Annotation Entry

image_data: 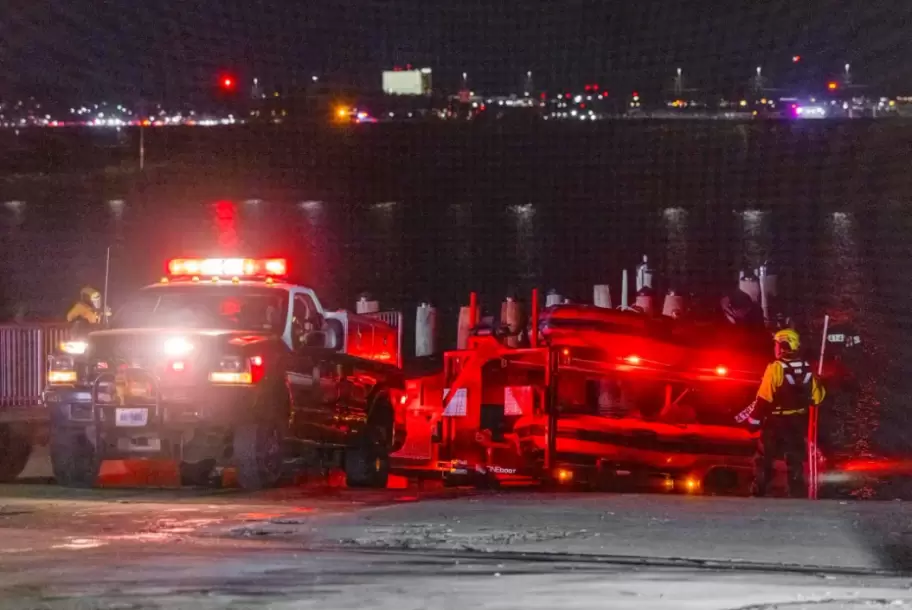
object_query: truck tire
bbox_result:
[0,425,33,483]
[179,459,218,487]
[50,429,99,488]
[345,399,392,489]
[234,421,284,491]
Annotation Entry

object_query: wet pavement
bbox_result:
[2,479,912,609]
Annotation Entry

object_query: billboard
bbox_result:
[382,69,432,96]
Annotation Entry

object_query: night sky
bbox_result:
[3,0,911,101]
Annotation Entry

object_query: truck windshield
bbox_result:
[112,287,287,331]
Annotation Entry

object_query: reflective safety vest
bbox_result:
[772,359,813,416]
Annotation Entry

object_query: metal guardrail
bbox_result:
[0,323,69,408]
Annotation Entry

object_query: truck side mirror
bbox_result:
[302,330,327,348]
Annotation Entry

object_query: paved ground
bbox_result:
[2,479,912,609]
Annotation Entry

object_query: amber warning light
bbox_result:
[167,258,288,279]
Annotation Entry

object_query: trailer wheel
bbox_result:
[50,428,99,488]
[0,425,33,483]
[234,421,284,491]
[345,399,392,489]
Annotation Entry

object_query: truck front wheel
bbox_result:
[50,428,99,488]
[0,424,33,483]
[234,421,284,491]
[345,401,392,489]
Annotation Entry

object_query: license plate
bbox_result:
[115,408,148,427]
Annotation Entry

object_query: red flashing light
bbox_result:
[632,91,638,98]
[827,82,838,91]
[250,356,265,383]
[167,258,288,279]
[585,85,592,91]
[592,84,599,91]
[263,259,287,276]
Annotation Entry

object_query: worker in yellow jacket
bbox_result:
[735,329,826,497]
[66,286,105,336]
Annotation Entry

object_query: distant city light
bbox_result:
[795,105,826,119]
[827,82,838,91]
[792,55,801,63]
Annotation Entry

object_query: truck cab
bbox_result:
[44,257,404,490]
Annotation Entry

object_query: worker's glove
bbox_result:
[735,400,763,429]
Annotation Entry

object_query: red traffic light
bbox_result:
[220,75,236,91]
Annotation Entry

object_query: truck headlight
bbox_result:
[60,340,88,355]
[163,336,194,357]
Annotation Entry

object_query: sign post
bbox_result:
[809,314,830,500]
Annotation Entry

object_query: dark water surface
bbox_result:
[2,122,911,475]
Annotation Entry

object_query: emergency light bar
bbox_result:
[167,258,288,278]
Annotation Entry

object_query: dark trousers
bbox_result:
[752,414,809,498]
